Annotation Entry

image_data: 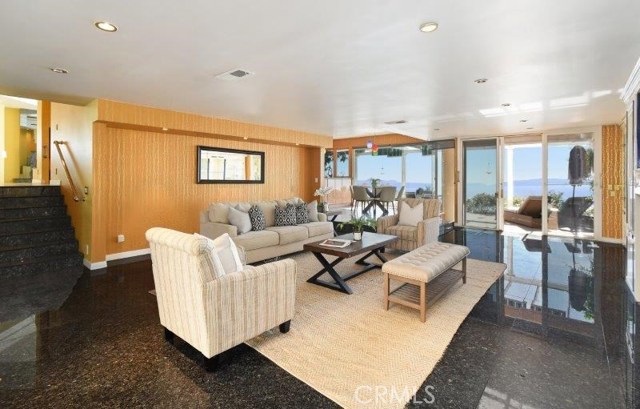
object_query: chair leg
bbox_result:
[462,258,467,284]
[164,327,175,342]
[279,320,291,333]
[420,282,427,323]
[384,273,390,310]
[204,354,221,372]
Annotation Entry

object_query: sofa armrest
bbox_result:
[417,216,441,247]
[200,222,238,239]
[317,212,328,222]
[377,214,399,233]
[202,258,297,356]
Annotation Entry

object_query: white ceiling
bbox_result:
[0,0,638,140]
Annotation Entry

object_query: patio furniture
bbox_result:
[376,198,441,252]
[304,232,398,294]
[503,196,543,228]
[382,242,470,322]
[558,196,594,232]
[146,227,297,370]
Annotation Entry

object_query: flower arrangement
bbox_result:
[314,186,334,212]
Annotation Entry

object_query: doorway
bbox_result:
[462,139,500,229]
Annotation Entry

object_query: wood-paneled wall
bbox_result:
[602,124,624,239]
[91,125,320,260]
[97,100,333,148]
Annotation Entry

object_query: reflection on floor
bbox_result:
[0,227,634,408]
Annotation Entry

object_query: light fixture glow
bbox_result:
[419,22,439,33]
[474,78,488,84]
[161,127,169,131]
[95,21,118,32]
[50,68,69,74]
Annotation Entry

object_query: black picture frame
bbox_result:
[196,145,265,184]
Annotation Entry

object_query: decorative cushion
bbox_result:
[275,204,297,226]
[276,197,303,207]
[228,206,252,234]
[307,200,319,222]
[193,233,227,280]
[208,203,231,224]
[295,203,310,224]
[398,202,424,226]
[258,201,277,227]
[195,233,244,275]
[235,202,252,213]
[248,205,266,231]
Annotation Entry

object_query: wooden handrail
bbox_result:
[53,140,85,202]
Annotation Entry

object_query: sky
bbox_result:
[345,141,591,190]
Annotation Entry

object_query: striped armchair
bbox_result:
[146,227,297,371]
[376,198,441,252]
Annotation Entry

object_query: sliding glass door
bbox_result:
[546,133,594,238]
[463,139,500,229]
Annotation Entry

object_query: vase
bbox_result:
[353,231,362,241]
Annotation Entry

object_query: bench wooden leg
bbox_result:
[462,258,467,284]
[384,272,390,310]
[420,282,427,322]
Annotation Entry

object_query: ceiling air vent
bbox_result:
[215,69,254,81]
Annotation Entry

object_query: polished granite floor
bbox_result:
[0,228,632,408]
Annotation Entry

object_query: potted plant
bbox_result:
[338,216,376,241]
[370,178,381,189]
[314,186,334,213]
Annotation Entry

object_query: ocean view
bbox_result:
[356,178,593,200]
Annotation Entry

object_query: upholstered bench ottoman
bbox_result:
[382,242,470,322]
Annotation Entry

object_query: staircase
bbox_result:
[0,186,84,280]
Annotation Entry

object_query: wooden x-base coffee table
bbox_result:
[303,233,398,294]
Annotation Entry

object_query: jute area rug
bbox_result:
[246,251,506,409]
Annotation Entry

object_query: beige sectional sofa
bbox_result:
[199,197,334,264]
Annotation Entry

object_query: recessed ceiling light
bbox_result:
[384,120,407,125]
[419,22,439,33]
[474,78,488,84]
[50,68,69,74]
[520,119,528,123]
[95,21,118,32]
[527,127,534,130]
[501,103,511,107]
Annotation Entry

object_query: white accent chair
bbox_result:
[376,198,441,252]
[146,227,297,371]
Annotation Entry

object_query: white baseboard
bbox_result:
[105,248,151,261]
[83,258,107,270]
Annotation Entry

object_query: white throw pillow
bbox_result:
[194,233,226,280]
[209,203,230,223]
[212,233,244,274]
[307,200,319,222]
[227,206,252,234]
[398,202,424,226]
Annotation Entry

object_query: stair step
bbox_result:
[0,252,84,279]
[0,241,79,264]
[0,216,71,235]
[0,186,62,198]
[0,206,68,220]
[0,228,76,249]
[0,195,65,209]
